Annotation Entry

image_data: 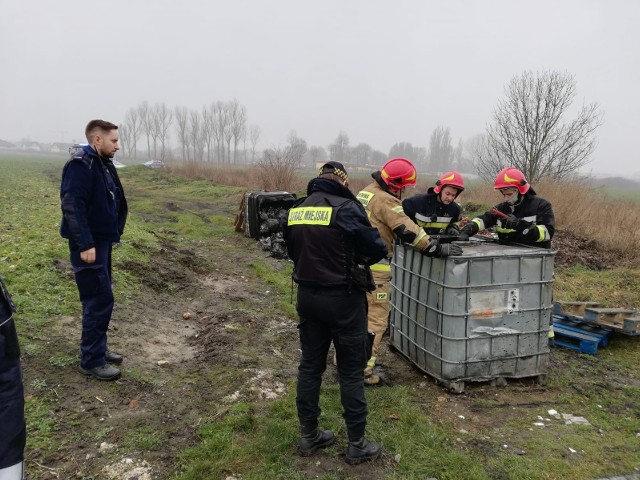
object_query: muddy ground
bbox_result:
[21,187,632,480]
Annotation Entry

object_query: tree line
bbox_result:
[118,70,602,183]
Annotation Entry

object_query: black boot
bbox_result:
[345,437,381,465]
[298,427,335,456]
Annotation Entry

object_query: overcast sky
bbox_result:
[1,0,638,174]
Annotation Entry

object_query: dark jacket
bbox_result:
[60,145,128,251]
[402,188,461,235]
[284,178,387,290]
[471,189,555,248]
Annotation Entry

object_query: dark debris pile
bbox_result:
[257,207,289,259]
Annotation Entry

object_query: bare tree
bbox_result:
[138,101,152,159]
[124,108,141,160]
[305,145,327,168]
[229,99,247,163]
[427,126,454,174]
[189,110,204,161]
[351,143,372,165]
[174,106,190,161]
[476,70,603,182]
[202,105,215,162]
[328,131,349,163]
[249,124,261,163]
[258,145,302,191]
[370,149,387,166]
[154,103,173,161]
[118,124,131,159]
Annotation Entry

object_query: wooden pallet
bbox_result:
[552,317,612,355]
[583,308,640,336]
[553,301,601,318]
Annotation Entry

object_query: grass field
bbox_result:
[1,154,640,480]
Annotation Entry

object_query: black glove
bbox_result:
[458,222,477,241]
[423,239,463,257]
[444,224,460,236]
[502,214,522,230]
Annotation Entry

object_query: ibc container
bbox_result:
[390,241,555,393]
[244,191,297,239]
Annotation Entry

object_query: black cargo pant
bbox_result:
[296,285,369,441]
[0,319,26,470]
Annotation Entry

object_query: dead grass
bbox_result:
[462,178,640,262]
[165,161,640,262]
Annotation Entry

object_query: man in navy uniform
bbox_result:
[60,120,128,381]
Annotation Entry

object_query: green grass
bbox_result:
[5,155,640,480]
[554,265,640,308]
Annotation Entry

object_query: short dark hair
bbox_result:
[85,119,118,142]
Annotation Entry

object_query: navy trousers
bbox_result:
[296,285,369,441]
[71,241,114,370]
[0,319,26,469]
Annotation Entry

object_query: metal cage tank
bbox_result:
[389,241,555,393]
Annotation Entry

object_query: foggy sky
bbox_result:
[1,0,638,174]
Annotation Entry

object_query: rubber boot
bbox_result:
[298,427,335,456]
[345,437,381,465]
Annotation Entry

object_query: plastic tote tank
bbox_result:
[390,241,555,393]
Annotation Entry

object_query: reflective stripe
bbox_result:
[287,206,332,225]
[411,229,428,247]
[548,325,554,338]
[356,190,374,207]
[391,205,404,214]
[536,225,550,241]
[367,356,377,368]
[414,213,453,229]
[472,218,484,231]
[417,221,450,229]
[522,215,537,222]
[495,223,516,234]
[370,262,391,272]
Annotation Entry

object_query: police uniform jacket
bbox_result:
[401,188,461,235]
[60,145,128,252]
[284,178,387,289]
[356,173,431,257]
[471,189,554,248]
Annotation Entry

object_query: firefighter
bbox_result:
[356,158,462,385]
[459,167,556,345]
[458,167,555,248]
[0,274,25,480]
[284,162,388,464]
[402,171,465,235]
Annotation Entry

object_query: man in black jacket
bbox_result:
[0,274,25,480]
[460,167,554,248]
[284,162,388,465]
[402,171,465,235]
[60,120,128,381]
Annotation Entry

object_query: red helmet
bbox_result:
[380,158,417,191]
[434,171,465,194]
[494,167,530,194]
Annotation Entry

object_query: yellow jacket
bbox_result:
[357,181,431,258]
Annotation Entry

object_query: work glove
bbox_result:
[444,224,460,236]
[501,214,522,230]
[423,239,463,258]
[457,222,477,241]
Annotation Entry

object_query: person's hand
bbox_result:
[423,240,463,257]
[80,247,96,264]
[458,223,476,241]
[502,214,521,230]
[444,224,460,236]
